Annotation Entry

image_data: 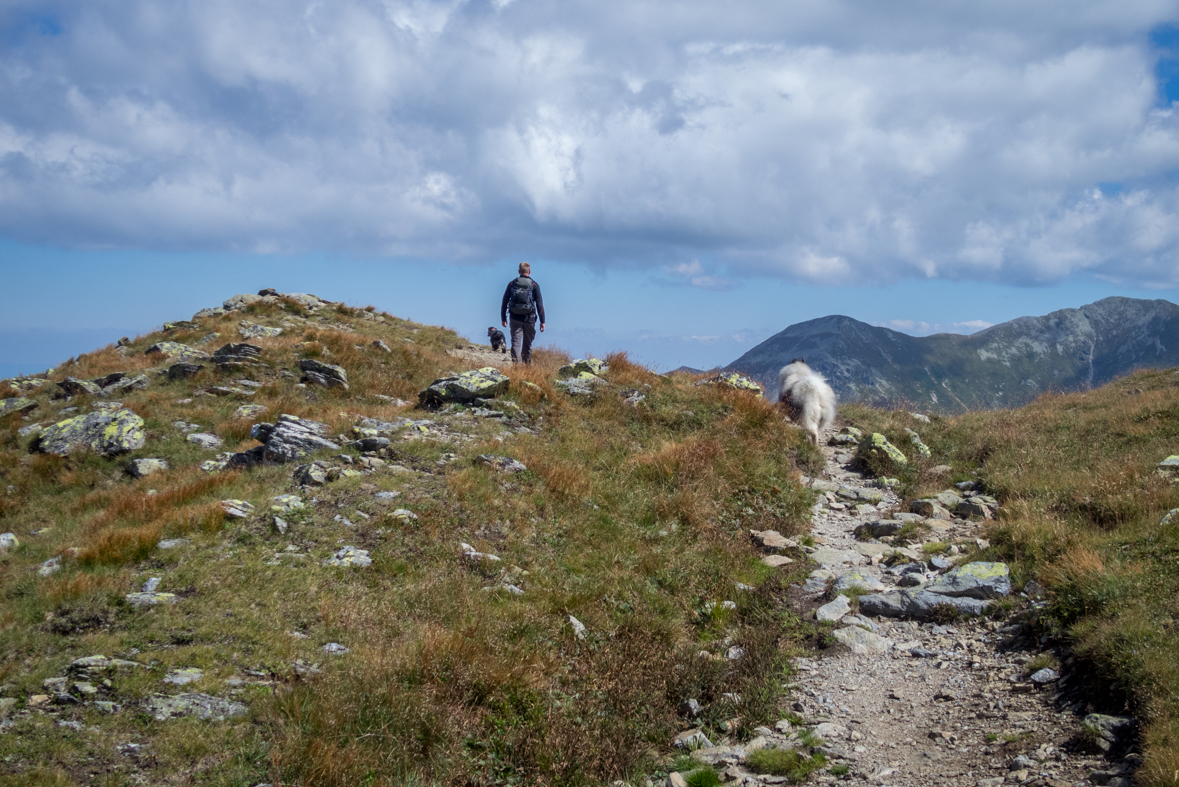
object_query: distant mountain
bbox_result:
[667,365,711,376]
[725,297,1179,412]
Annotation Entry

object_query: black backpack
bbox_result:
[508,276,535,316]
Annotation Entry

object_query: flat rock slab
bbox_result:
[125,592,178,608]
[858,589,991,620]
[809,547,864,567]
[816,594,852,623]
[832,626,894,654]
[143,693,246,721]
[923,562,1010,599]
[832,569,885,593]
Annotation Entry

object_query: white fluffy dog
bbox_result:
[778,358,837,444]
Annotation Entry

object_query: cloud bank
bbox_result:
[3,0,1179,287]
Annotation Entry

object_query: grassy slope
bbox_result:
[0,297,821,786]
[842,368,1179,787]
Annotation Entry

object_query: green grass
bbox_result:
[684,768,722,787]
[745,747,827,780]
[0,303,819,786]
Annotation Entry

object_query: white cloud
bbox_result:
[882,319,995,336]
[2,1,1179,288]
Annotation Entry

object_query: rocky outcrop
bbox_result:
[251,414,340,463]
[557,358,608,378]
[36,410,146,456]
[419,368,510,406]
[144,342,209,362]
[299,359,349,389]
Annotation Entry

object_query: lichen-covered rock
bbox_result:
[0,533,18,550]
[213,343,263,368]
[221,500,254,518]
[905,428,932,459]
[0,397,37,419]
[325,546,372,567]
[271,494,304,513]
[1161,508,1179,526]
[555,371,607,396]
[187,432,223,450]
[856,433,907,472]
[143,693,246,721]
[200,453,234,472]
[923,562,1010,599]
[419,368,510,406]
[234,404,268,419]
[57,377,102,396]
[557,358,609,378]
[37,409,146,457]
[299,359,349,390]
[194,306,226,319]
[1158,455,1179,473]
[238,321,282,339]
[699,372,762,393]
[128,458,168,478]
[125,591,178,608]
[144,342,209,362]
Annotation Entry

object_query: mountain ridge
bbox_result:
[725,296,1179,412]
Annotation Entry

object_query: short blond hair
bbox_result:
[518,261,531,275]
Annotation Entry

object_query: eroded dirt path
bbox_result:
[785,429,1115,787]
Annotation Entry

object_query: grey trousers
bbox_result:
[509,319,536,364]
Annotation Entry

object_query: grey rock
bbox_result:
[854,520,904,539]
[568,615,587,639]
[0,533,18,551]
[187,432,223,450]
[38,556,62,576]
[672,729,714,750]
[679,698,701,718]
[234,404,269,419]
[837,485,885,504]
[923,562,1011,599]
[325,546,371,567]
[352,437,390,452]
[419,367,511,405]
[143,692,247,721]
[18,421,45,437]
[372,339,392,352]
[322,643,350,655]
[832,569,886,593]
[858,589,992,620]
[815,594,852,623]
[1083,713,1136,743]
[238,320,282,339]
[128,458,168,478]
[0,397,38,419]
[294,462,332,486]
[476,454,527,473]
[809,547,863,567]
[258,414,340,463]
[37,409,146,456]
[57,377,103,396]
[831,626,894,654]
[555,372,608,396]
[910,499,951,520]
[957,497,996,518]
[1029,668,1059,684]
[125,591,178,608]
[929,556,953,571]
[223,293,262,310]
[270,494,304,513]
[142,577,161,592]
[102,374,149,395]
[163,668,204,686]
[145,341,210,362]
[374,491,401,502]
[221,499,255,518]
[168,363,203,381]
[273,516,287,534]
[299,358,349,389]
[157,539,190,549]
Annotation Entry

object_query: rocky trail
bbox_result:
[780,428,1128,787]
[668,426,1137,787]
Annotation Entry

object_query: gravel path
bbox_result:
[784,429,1116,787]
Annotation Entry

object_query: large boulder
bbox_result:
[299,359,349,390]
[0,397,37,419]
[223,293,262,311]
[37,410,146,456]
[213,343,263,369]
[923,562,1011,599]
[419,368,510,406]
[857,588,993,620]
[57,377,102,397]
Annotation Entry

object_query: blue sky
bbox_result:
[4,1,1179,376]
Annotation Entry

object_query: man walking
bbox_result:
[500,261,545,364]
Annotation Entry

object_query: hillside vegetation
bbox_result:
[843,369,1179,787]
[0,293,821,786]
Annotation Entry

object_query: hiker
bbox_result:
[500,261,545,364]
[487,326,507,354]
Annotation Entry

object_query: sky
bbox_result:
[4,0,1179,376]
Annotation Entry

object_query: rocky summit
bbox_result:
[726,296,1179,411]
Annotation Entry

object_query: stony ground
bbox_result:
[664,426,1134,787]
[797,430,1134,787]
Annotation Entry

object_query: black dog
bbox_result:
[488,326,507,353]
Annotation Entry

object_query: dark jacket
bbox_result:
[500,276,545,325]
